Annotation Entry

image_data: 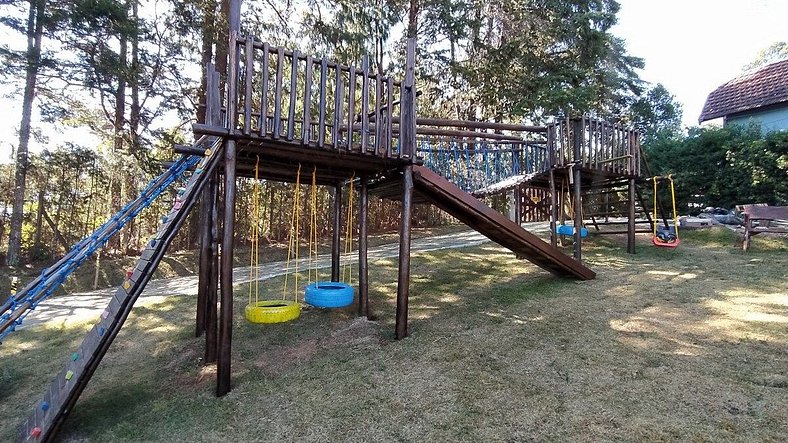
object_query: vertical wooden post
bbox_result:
[399,38,417,159]
[205,171,219,363]
[331,182,342,282]
[217,0,240,398]
[627,179,636,254]
[548,124,558,248]
[572,118,583,261]
[196,179,212,337]
[358,177,369,318]
[396,165,414,339]
[395,38,417,339]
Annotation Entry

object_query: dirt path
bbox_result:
[22,223,550,329]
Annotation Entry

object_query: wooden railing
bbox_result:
[548,117,642,177]
[227,33,411,158]
[417,138,549,194]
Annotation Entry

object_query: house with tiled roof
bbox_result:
[699,59,788,133]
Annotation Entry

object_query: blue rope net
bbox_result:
[0,154,202,341]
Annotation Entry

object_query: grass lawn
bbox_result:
[1,227,787,441]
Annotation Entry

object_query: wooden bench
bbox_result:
[738,204,788,251]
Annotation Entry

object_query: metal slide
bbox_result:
[18,142,223,443]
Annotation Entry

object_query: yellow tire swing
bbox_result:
[244,160,302,324]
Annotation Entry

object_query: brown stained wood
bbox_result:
[358,177,369,318]
[333,65,343,149]
[386,77,393,157]
[302,56,313,144]
[273,47,284,139]
[396,165,414,339]
[286,50,298,140]
[205,172,219,364]
[259,43,269,136]
[400,39,417,159]
[217,139,236,398]
[360,56,370,153]
[410,165,595,280]
[318,58,327,148]
[243,36,253,135]
[347,67,356,152]
[375,72,383,156]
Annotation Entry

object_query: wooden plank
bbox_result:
[302,55,312,144]
[347,67,356,151]
[360,56,370,153]
[410,165,596,280]
[333,65,344,149]
[375,71,383,156]
[259,42,269,136]
[243,36,253,135]
[273,47,284,139]
[386,77,393,157]
[286,50,298,140]
[318,58,327,147]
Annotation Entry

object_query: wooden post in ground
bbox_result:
[332,183,342,282]
[205,172,219,363]
[358,177,369,318]
[395,37,417,339]
[396,165,414,339]
[572,118,583,261]
[627,178,636,254]
[196,177,212,337]
[547,125,558,248]
[217,0,240,398]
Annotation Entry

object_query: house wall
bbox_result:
[726,106,788,133]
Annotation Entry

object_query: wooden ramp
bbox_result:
[411,165,595,280]
[19,144,223,443]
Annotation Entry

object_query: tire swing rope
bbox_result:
[342,172,356,284]
[305,173,355,309]
[651,175,680,248]
[244,161,301,324]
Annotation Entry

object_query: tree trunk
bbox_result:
[34,187,44,245]
[129,0,141,152]
[113,14,128,152]
[7,0,46,266]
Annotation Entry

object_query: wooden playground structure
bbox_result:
[13,2,662,440]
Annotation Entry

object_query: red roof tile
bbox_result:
[699,59,788,123]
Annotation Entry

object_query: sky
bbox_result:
[611,0,788,128]
[2,0,788,163]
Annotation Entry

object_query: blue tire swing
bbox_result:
[555,169,587,238]
[304,171,355,309]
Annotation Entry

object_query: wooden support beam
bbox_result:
[548,127,558,248]
[196,175,212,337]
[331,183,342,282]
[572,119,583,261]
[205,172,219,363]
[217,139,236,397]
[358,177,369,318]
[395,165,414,339]
[217,0,240,397]
[627,178,636,254]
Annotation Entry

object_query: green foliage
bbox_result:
[645,124,788,212]
[742,41,788,72]
[627,83,683,142]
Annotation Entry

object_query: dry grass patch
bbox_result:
[1,227,786,441]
